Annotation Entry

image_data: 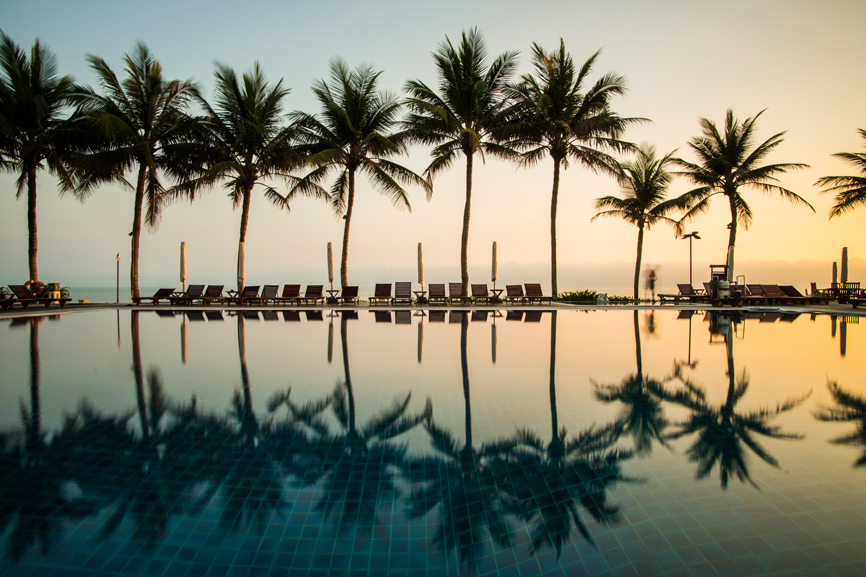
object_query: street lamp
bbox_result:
[681,232,701,286]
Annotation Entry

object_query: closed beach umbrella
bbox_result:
[327,242,334,289]
[832,261,838,286]
[842,247,848,284]
[418,242,424,289]
[237,241,245,291]
[180,242,186,292]
[492,241,497,289]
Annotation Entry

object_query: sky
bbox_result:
[1,0,864,294]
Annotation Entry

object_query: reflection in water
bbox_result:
[595,311,670,455]
[405,315,512,569]
[659,313,810,488]
[503,311,633,557]
[814,381,866,467]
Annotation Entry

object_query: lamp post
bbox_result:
[681,232,701,286]
[116,253,120,303]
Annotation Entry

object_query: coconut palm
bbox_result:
[591,144,688,299]
[815,128,866,218]
[0,31,76,283]
[290,59,430,287]
[673,109,812,280]
[404,28,518,291]
[67,43,198,299]
[657,314,809,488]
[168,62,312,292]
[814,381,866,467]
[506,42,644,296]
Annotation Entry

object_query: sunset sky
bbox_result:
[2,0,864,293]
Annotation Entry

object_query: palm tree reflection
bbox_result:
[502,311,633,557]
[814,381,866,467]
[404,314,513,569]
[659,313,809,488]
[594,311,670,455]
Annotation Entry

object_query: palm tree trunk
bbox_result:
[549,311,558,441]
[550,159,561,297]
[341,169,356,288]
[633,223,645,300]
[237,185,253,292]
[460,315,471,449]
[27,166,38,282]
[461,152,474,292]
[726,191,737,281]
[130,165,147,299]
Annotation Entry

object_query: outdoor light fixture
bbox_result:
[682,231,701,286]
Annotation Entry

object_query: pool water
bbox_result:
[0,308,865,576]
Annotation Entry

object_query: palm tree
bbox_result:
[67,43,197,299]
[814,381,866,467]
[404,28,518,291]
[815,128,866,218]
[0,31,76,283]
[506,42,643,296]
[591,144,688,299]
[290,59,430,287]
[168,62,312,292]
[673,109,812,281]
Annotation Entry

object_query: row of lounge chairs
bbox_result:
[658,283,833,306]
[1,285,71,310]
[134,283,553,306]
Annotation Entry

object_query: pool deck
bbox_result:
[2,300,865,319]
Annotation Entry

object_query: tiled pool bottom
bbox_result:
[1,308,866,576]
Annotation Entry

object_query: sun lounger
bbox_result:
[203,285,226,304]
[338,286,359,305]
[659,284,707,305]
[428,284,447,304]
[1,291,14,310]
[230,286,260,305]
[393,282,412,305]
[169,284,205,305]
[761,285,803,305]
[779,285,831,305]
[370,283,392,305]
[300,285,325,305]
[524,284,551,304]
[471,284,490,304]
[274,284,302,305]
[6,284,73,308]
[504,285,525,305]
[133,288,177,305]
[449,283,470,305]
[260,284,279,304]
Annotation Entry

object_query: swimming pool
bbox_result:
[1,308,864,576]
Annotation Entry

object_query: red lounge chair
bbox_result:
[393,282,412,305]
[169,284,205,305]
[133,288,177,305]
[524,283,551,304]
[370,283,392,305]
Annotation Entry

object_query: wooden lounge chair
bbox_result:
[658,284,707,305]
[4,284,72,309]
[133,288,176,305]
[428,284,447,304]
[471,284,490,304]
[202,285,226,305]
[448,283,470,305]
[274,284,302,305]
[524,283,551,304]
[169,284,205,305]
[1,290,14,310]
[300,285,325,305]
[779,285,830,305]
[232,286,260,305]
[504,285,525,305]
[260,284,279,304]
[338,286,359,305]
[370,283,392,305]
[761,285,801,305]
[393,282,412,305]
